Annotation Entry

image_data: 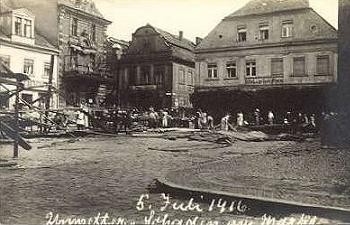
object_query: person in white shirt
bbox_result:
[267,111,275,125]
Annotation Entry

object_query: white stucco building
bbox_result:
[0,6,59,110]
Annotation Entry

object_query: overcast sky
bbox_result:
[95,0,338,42]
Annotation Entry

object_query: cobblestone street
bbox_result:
[0,135,348,224]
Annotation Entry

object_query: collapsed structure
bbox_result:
[2,0,112,108]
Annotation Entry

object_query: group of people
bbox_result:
[217,109,318,132]
[49,104,332,137]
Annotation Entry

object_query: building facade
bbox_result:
[4,0,112,108]
[194,0,337,117]
[117,25,196,110]
[0,6,59,110]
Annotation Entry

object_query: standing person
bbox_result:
[76,103,89,130]
[162,110,169,128]
[296,112,305,134]
[200,112,208,129]
[237,111,244,127]
[285,111,292,124]
[148,107,158,129]
[310,114,316,128]
[196,111,202,129]
[267,111,275,125]
[207,113,214,130]
[221,114,230,131]
[76,109,85,130]
[254,108,261,126]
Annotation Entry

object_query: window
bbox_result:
[91,24,96,42]
[72,18,78,36]
[188,70,194,85]
[246,61,256,77]
[15,17,22,36]
[0,55,10,68]
[207,64,218,78]
[43,63,51,77]
[140,65,151,85]
[127,66,136,85]
[70,48,78,69]
[226,62,237,78]
[179,69,185,84]
[282,21,293,37]
[21,93,33,104]
[154,66,164,85]
[24,19,32,38]
[271,58,283,76]
[316,55,330,75]
[259,24,269,40]
[237,27,247,42]
[23,59,34,75]
[37,93,46,109]
[0,83,9,108]
[293,57,306,76]
[0,96,9,109]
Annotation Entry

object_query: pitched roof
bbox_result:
[34,30,57,49]
[0,1,56,50]
[152,26,195,52]
[226,0,310,18]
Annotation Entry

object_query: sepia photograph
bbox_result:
[0,0,350,224]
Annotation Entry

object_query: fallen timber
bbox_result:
[0,121,31,150]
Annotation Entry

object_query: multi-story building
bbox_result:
[194,0,337,117]
[0,5,59,110]
[117,24,196,110]
[4,0,112,108]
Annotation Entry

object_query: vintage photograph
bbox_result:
[1,0,350,224]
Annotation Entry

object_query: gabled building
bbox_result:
[3,0,112,108]
[117,24,196,110]
[194,0,337,117]
[0,5,59,110]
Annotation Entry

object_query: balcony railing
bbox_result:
[63,56,113,80]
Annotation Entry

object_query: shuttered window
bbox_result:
[271,58,283,76]
[316,55,330,75]
[293,57,305,76]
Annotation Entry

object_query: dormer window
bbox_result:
[11,9,35,44]
[13,16,33,38]
[15,17,22,36]
[24,19,32,38]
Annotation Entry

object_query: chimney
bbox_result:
[195,37,203,45]
[179,31,183,40]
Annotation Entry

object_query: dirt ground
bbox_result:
[0,134,348,224]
